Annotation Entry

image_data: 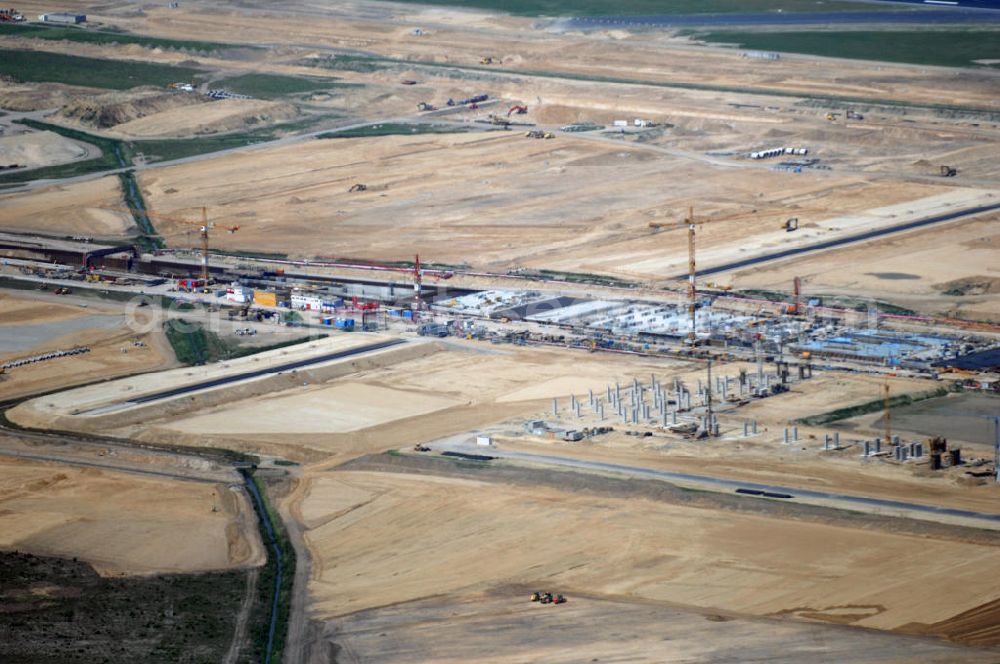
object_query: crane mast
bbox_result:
[200,207,210,285]
[686,206,696,344]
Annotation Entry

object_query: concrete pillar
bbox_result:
[552,398,558,416]
[662,411,668,427]
[713,423,720,437]
[833,432,840,447]
[914,442,923,457]
[743,421,749,437]
[792,426,798,442]
[752,421,758,434]
[824,434,830,450]
[864,440,871,456]
[892,435,900,445]
[875,438,881,454]
[589,388,594,406]
[901,446,909,461]
[672,411,678,425]
[783,428,789,444]
[576,402,581,418]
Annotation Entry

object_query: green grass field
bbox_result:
[385,0,876,16]
[213,73,348,99]
[0,22,240,51]
[690,30,1000,68]
[0,48,202,90]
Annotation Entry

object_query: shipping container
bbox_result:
[254,290,278,307]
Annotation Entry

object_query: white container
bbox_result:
[476,435,492,447]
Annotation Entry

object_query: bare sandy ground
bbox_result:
[323,593,999,663]
[0,292,173,400]
[300,469,1000,632]
[136,129,955,274]
[0,455,262,575]
[170,382,462,434]
[107,99,299,139]
[0,176,133,238]
[732,211,1000,320]
[0,130,97,169]
[0,291,91,326]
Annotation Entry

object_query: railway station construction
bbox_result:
[1,0,1000,661]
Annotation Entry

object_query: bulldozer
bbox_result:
[940,165,958,177]
[348,183,367,192]
[480,56,500,65]
[530,591,565,605]
[784,217,799,232]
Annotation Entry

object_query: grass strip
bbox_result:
[0,48,202,89]
[795,386,950,426]
[688,29,1000,69]
[0,22,244,51]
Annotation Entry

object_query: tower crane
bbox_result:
[647,206,824,342]
[104,206,239,285]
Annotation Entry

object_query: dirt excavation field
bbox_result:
[3,0,1000,661]
[298,466,1000,660]
[0,127,96,169]
[0,291,172,400]
[0,454,262,575]
[731,210,1000,320]
[0,175,134,238]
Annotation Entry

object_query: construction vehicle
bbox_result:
[417,101,436,111]
[846,110,864,120]
[487,114,511,127]
[508,104,528,116]
[525,130,554,139]
[348,183,367,192]
[940,165,958,177]
[447,94,488,107]
[784,217,799,232]
[400,79,417,85]
[0,8,24,21]
[825,112,839,121]
[413,444,431,452]
[480,56,499,65]
[54,287,71,295]
[530,591,565,605]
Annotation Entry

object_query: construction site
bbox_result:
[1,0,1000,662]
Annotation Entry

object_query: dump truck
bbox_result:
[525,130,554,139]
